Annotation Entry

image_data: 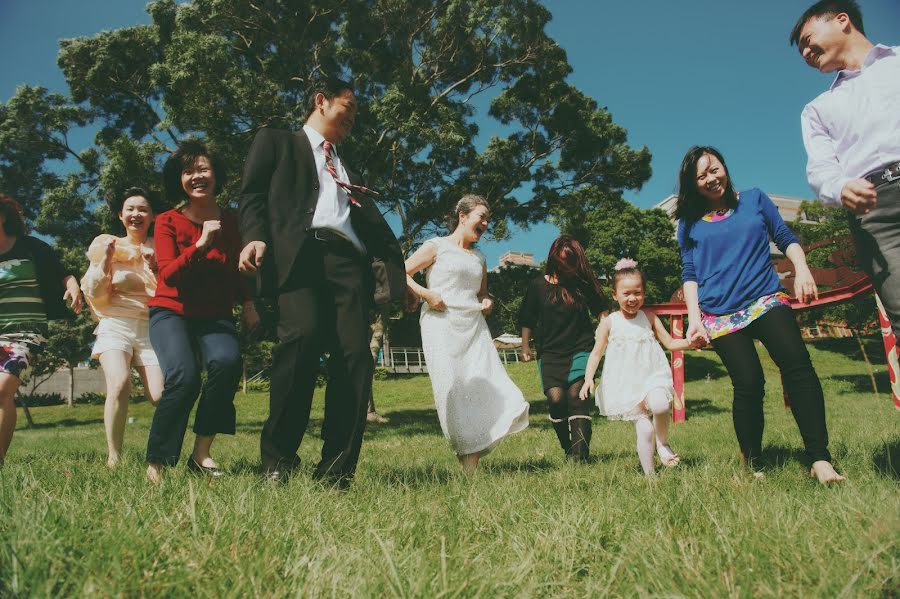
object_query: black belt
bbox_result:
[864,161,900,186]
[309,228,360,254]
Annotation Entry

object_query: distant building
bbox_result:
[497,250,535,270]
[654,193,820,256]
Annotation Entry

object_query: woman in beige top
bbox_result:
[82,187,163,468]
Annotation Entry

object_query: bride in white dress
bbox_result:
[405,195,530,472]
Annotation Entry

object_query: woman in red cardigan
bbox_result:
[145,140,258,483]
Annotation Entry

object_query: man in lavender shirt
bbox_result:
[791,0,900,337]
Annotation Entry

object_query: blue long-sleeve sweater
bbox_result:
[677,188,799,315]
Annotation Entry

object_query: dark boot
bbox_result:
[568,416,592,463]
[549,416,570,454]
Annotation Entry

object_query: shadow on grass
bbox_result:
[371,465,459,487]
[483,457,558,474]
[372,457,560,487]
[363,408,444,438]
[684,352,729,381]
[824,372,891,394]
[235,409,446,440]
[872,437,900,481]
[28,417,104,430]
[684,398,729,417]
[758,444,810,470]
[807,336,882,358]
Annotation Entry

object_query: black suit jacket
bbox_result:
[239,127,405,304]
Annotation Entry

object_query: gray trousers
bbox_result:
[849,179,900,338]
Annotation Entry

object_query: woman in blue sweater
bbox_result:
[676,146,843,485]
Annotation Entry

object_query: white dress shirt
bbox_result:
[800,44,900,205]
[303,124,365,252]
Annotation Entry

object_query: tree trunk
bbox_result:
[67,366,75,407]
[369,310,386,364]
[16,393,34,428]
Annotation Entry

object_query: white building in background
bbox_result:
[496,250,535,271]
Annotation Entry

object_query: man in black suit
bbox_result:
[238,78,405,485]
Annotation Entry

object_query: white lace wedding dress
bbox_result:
[420,237,530,455]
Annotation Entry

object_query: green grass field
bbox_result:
[1,337,898,597]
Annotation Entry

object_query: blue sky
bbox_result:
[1,1,898,267]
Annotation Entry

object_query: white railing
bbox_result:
[379,347,524,373]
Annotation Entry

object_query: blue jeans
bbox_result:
[146,308,241,466]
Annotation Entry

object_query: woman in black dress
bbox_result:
[520,236,606,462]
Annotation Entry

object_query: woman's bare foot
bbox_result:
[810,460,845,486]
[457,453,480,473]
[106,455,120,469]
[738,452,764,479]
[146,463,164,484]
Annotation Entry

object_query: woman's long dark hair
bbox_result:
[544,235,603,307]
[0,194,28,237]
[675,146,739,225]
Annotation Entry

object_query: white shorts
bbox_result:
[92,316,159,367]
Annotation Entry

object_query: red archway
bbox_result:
[644,237,900,422]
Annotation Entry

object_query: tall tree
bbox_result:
[554,186,682,305]
[486,263,540,337]
[2,0,652,355]
[39,0,650,245]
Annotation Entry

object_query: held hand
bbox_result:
[195,220,222,251]
[686,320,708,346]
[579,379,595,401]
[480,297,494,315]
[840,179,877,215]
[425,291,447,312]
[521,346,532,362]
[793,269,819,305]
[239,241,267,273]
[63,276,83,314]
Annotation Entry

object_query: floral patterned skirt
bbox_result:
[701,292,791,340]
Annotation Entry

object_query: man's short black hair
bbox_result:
[790,0,865,46]
[307,77,354,114]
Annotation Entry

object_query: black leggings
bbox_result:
[546,380,590,422]
[711,306,831,465]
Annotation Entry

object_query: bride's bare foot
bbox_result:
[146,463,164,484]
[106,455,119,469]
[810,460,845,486]
[458,453,480,474]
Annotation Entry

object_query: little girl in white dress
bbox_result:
[580,259,699,475]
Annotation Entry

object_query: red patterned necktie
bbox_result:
[322,141,379,208]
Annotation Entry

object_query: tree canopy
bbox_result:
[1,0,651,268]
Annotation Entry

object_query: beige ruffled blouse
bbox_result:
[81,234,157,320]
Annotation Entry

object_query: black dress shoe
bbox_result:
[187,457,224,477]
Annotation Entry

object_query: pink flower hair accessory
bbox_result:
[614,258,638,271]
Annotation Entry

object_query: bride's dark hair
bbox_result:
[448,194,490,231]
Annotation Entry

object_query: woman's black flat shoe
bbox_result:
[187,457,224,477]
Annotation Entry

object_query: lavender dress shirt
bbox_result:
[800,44,900,205]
